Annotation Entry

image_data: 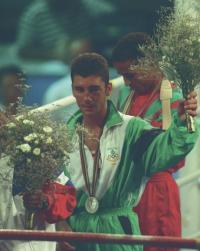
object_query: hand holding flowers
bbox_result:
[178,91,198,123]
[137,9,200,131]
[0,105,74,228]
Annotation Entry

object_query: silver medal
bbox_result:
[85,196,99,214]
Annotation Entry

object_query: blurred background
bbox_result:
[0,0,174,106]
[0,1,200,247]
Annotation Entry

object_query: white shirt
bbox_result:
[0,156,56,251]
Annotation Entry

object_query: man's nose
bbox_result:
[84,91,93,101]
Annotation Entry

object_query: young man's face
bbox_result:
[2,74,23,105]
[113,60,162,94]
[72,75,112,118]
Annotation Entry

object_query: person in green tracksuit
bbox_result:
[65,52,198,251]
[111,32,186,251]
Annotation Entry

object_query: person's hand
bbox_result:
[178,91,198,121]
[23,190,49,211]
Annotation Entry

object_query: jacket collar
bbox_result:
[67,100,123,131]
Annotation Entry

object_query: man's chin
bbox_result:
[82,109,95,116]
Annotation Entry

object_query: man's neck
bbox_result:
[83,115,105,130]
[83,104,108,129]
[82,114,106,153]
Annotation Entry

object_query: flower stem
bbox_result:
[185,112,195,133]
[25,210,35,230]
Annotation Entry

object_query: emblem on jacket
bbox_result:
[106,147,120,165]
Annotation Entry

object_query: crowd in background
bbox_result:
[0,0,173,107]
[0,1,200,251]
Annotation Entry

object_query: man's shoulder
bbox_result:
[119,112,152,132]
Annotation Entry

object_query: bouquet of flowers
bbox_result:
[0,104,74,228]
[138,9,200,132]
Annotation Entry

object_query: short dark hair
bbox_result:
[71,53,109,84]
[0,65,24,85]
[112,32,152,62]
[0,64,26,104]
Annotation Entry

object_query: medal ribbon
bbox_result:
[122,90,134,114]
[79,130,101,198]
[123,86,160,117]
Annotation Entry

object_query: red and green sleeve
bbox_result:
[42,181,76,223]
[143,86,185,173]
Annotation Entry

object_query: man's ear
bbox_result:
[106,82,112,97]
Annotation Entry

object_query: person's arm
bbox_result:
[151,86,183,127]
[23,180,76,224]
[141,91,198,176]
[150,86,186,172]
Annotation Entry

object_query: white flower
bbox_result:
[27,158,32,163]
[23,119,34,126]
[63,156,69,166]
[17,143,31,153]
[162,46,169,53]
[6,122,16,128]
[63,150,69,155]
[24,133,38,142]
[16,115,24,121]
[33,148,41,156]
[184,39,190,44]
[39,134,45,139]
[46,137,53,144]
[43,126,53,134]
[41,153,45,158]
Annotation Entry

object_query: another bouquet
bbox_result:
[138,9,200,132]
[0,105,74,192]
[0,104,74,228]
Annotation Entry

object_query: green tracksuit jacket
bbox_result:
[65,100,198,251]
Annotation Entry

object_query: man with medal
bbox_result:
[65,52,198,251]
[111,32,186,251]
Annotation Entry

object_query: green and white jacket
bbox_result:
[65,100,198,251]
